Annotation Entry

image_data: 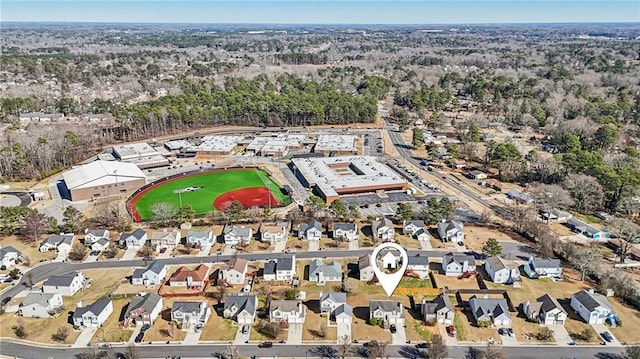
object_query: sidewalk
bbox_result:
[72,328,98,348]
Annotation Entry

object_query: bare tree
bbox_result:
[562,174,604,212]
[365,340,388,359]
[506,203,535,233]
[91,201,129,230]
[52,326,70,342]
[619,197,640,219]
[67,242,88,261]
[226,344,239,359]
[565,244,600,281]
[124,343,141,359]
[21,212,49,244]
[318,322,327,338]
[607,218,640,263]
[624,345,640,359]
[12,317,26,338]
[152,202,177,225]
[530,183,574,223]
[428,334,448,359]
[481,343,506,359]
[167,321,175,338]
[338,335,352,359]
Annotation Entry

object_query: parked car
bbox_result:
[242,324,250,334]
[447,325,456,337]
[258,342,273,348]
[143,256,155,261]
[507,328,514,337]
[159,248,167,253]
[390,324,397,333]
[415,342,428,348]
[601,332,613,342]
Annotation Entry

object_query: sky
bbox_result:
[1,0,639,24]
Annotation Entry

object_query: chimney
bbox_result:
[483,293,489,299]
[76,301,83,308]
[588,288,595,294]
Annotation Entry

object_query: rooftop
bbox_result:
[314,134,357,152]
[62,160,146,190]
[112,142,161,160]
[189,135,243,153]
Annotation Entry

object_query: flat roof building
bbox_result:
[188,135,244,155]
[62,160,147,201]
[246,134,307,157]
[112,143,169,169]
[314,135,358,156]
[292,156,407,204]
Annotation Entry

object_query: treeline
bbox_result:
[274,53,328,65]
[393,85,452,111]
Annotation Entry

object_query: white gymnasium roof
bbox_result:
[292,156,406,197]
[189,135,244,153]
[63,160,147,190]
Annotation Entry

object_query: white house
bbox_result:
[20,292,63,318]
[570,289,616,324]
[119,228,148,249]
[320,292,352,324]
[308,259,342,284]
[84,229,110,245]
[333,222,358,242]
[224,226,253,247]
[223,295,258,324]
[269,300,306,324]
[442,253,476,276]
[91,238,110,252]
[171,301,211,330]
[263,255,296,282]
[42,271,86,296]
[523,257,563,279]
[523,294,567,326]
[124,293,163,327]
[0,246,22,268]
[407,254,430,279]
[131,260,167,286]
[39,234,74,253]
[186,230,214,250]
[150,229,180,250]
[371,217,395,242]
[260,222,289,245]
[403,220,424,236]
[358,254,375,281]
[437,220,464,243]
[369,300,405,328]
[421,294,455,324]
[298,220,322,241]
[469,296,511,326]
[73,298,114,328]
[380,249,401,269]
[484,256,520,284]
[220,257,248,285]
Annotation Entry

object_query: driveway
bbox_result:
[308,240,320,251]
[182,327,203,345]
[499,328,519,346]
[83,253,100,263]
[121,248,138,260]
[287,324,303,345]
[72,328,98,348]
[336,323,351,343]
[418,239,433,250]
[273,241,286,253]
[196,246,212,257]
[546,324,572,346]
[591,323,622,346]
[390,324,407,345]
[439,324,458,346]
[128,325,143,344]
[157,250,172,259]
[222,246,237,255]
[233,325,251,345]
[348,241,359,250]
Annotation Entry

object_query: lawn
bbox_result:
[0,235,56,266]
[0,310,80,344]
[132,169,289,220]
[143,297,193,342]
[455,309,500,343]
[90,298,133,343]
[200,312,236,341]
[399,277,433,289]
[250,320,288,342]
[302,309,337,341]
[609,299,640,344]
[431,271,480,290]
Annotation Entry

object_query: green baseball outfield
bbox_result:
[128,168,289,221]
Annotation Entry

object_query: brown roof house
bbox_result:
[220,257,248,285]
[168,264,209,288]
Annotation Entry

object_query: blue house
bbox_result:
[566,218,610,239]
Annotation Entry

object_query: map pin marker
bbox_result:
[371,242,408,297]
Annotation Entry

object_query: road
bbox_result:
[0,248,452,303]
[0,341,625,359]
[384,123,508,218]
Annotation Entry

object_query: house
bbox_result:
[42,271,86,296]
[132,260,167,286]
[220,257,248,285]
[369,300,405,327]
[84,229,110,245]
[223,226,253,247]
[260,222,289,245]
[523,257,562,279]
[124,293,163,327]
[468,296,512,326]
[358,254,375,281]
[73,298,114,328]
[171,301,211,329]
[371,218,395,242]
[407,254,430,279]
[39,234,74,252]
[421,293,454,324]
[186,230,214,250]
[333,222,358,242]
[506,189,534,204]
[91,238,110,252]
[484,256,520,284]
[319,292,352,324]
[570,289,616,324]
[223,295,258,324]
[380,249,401,269]
[403,220,429,241]
[0,246,22,268]
[539,209,573,224]
[523,294,567,326]
[442,253,476,276]
[437,220,464,243]
[150,230,180,250]
[20,292,63,318]
[308,259,343,284]
[168,264,209,288]
[566,218,610,239]
[119,228,148,249]
[298,220,322,241]
[263,255,296,282]
[467,170,488,180]
[269,300,306,324]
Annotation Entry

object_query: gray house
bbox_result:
[358,254,375,281]
[421,293,455,324]
[437,220,464,243]
[369,300,405,328]
[333,222,358,242]
[171,301,211,330]
[298,220,323,241]
[308,259,343,284]
[132,260,167,286]
[186,230,214,250]
[73,298,114,328]
[119,228,148,249]
[468,296,511,326]
[442,253,476,276]
[223,295,258,324]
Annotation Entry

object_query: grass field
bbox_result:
[131,169,289,221]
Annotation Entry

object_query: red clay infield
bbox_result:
[213,186,283,210]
